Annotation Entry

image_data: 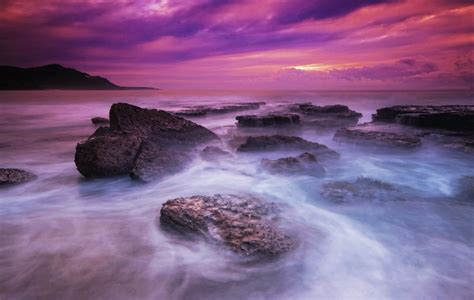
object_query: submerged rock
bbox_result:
[160,194,294,256]
[455,176,474,202]
[0,168,37,185]
[176,102,265,117]
[75,103,218,181]
[237,135,339,160]
[373,105,474,132]
[334,128,421,149]
[289,103,362,128]
[236,114,300,127]
[321,177,408,203]
[200,146,232,161]
[91,117,109,125]
[440,136,474,154]
[261,152,325,176]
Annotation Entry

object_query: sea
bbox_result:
[0,89,473,300]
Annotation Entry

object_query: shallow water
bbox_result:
[0,90,473,300]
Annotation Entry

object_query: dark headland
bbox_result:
[0,64,157,90]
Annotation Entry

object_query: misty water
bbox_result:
[0,90,473,300]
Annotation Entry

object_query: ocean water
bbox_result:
[0,90,473,300]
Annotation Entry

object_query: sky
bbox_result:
[0,0,472,90]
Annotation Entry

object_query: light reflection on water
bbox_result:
[0,90,473,299]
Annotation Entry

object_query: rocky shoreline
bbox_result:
[3,101,473,258]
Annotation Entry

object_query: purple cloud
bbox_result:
[274,0,397,24]
[330,59,439,81]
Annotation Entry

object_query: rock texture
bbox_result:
[0,168,37,185]
[75,103,218,181]
[237,135,339,160]
[236,114,300,127]
[160,194,293,256]
[289,103,362,128]
[175,102,265,117]
[261,153,325,176]
[439,135,474,154]
[91,117,109,125]
[200,146,232,161]
[455,176,474,202]
[321,177,409,203]
[334,128,421,149]
[373,105,474,132]
[129,140,191,182]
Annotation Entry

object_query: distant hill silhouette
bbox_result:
[0,64,156,90]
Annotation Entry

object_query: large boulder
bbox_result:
[0,168,37,185]
[321,177,411,203]
[334,128,421,149]
[160,194,294,256]
[75,103,218,181]
[261,152,325,176]
[289,103,362,128]
[236,114,300,127]
[237,135,340,160]
[373,105,474,132]
[130,140,191,182]
[75,131,142,177]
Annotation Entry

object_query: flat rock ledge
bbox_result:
[236,114,300,127]
[160,194,294,257]
[373,105,474,132]
[175,102,265,117]
[261,152,325,176]
[237,135,340,160]
[289,103,362,128]
[0,168,37,185]
[75,103,219,182]
[334,128,421,149]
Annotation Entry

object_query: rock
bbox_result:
[321,177,409,203]
[200,146,232,161]
[440,136,474,154]
[236,114,300,127]
[130,140,191,182]
[237,135,340,160]
[454,176,474,202]
[108,103,217,145]
[291,104,355,114]
[290,103,362,128]
[75,103,218,180]
[0,168,37,185]
[91,117,109,125]
[334,128,421,149]
[75,131,142,177]
[160,194,293,256]
[373,105,474,132]
[174,108,207,117]
[261,152,325,176]
[176,102,265,117]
